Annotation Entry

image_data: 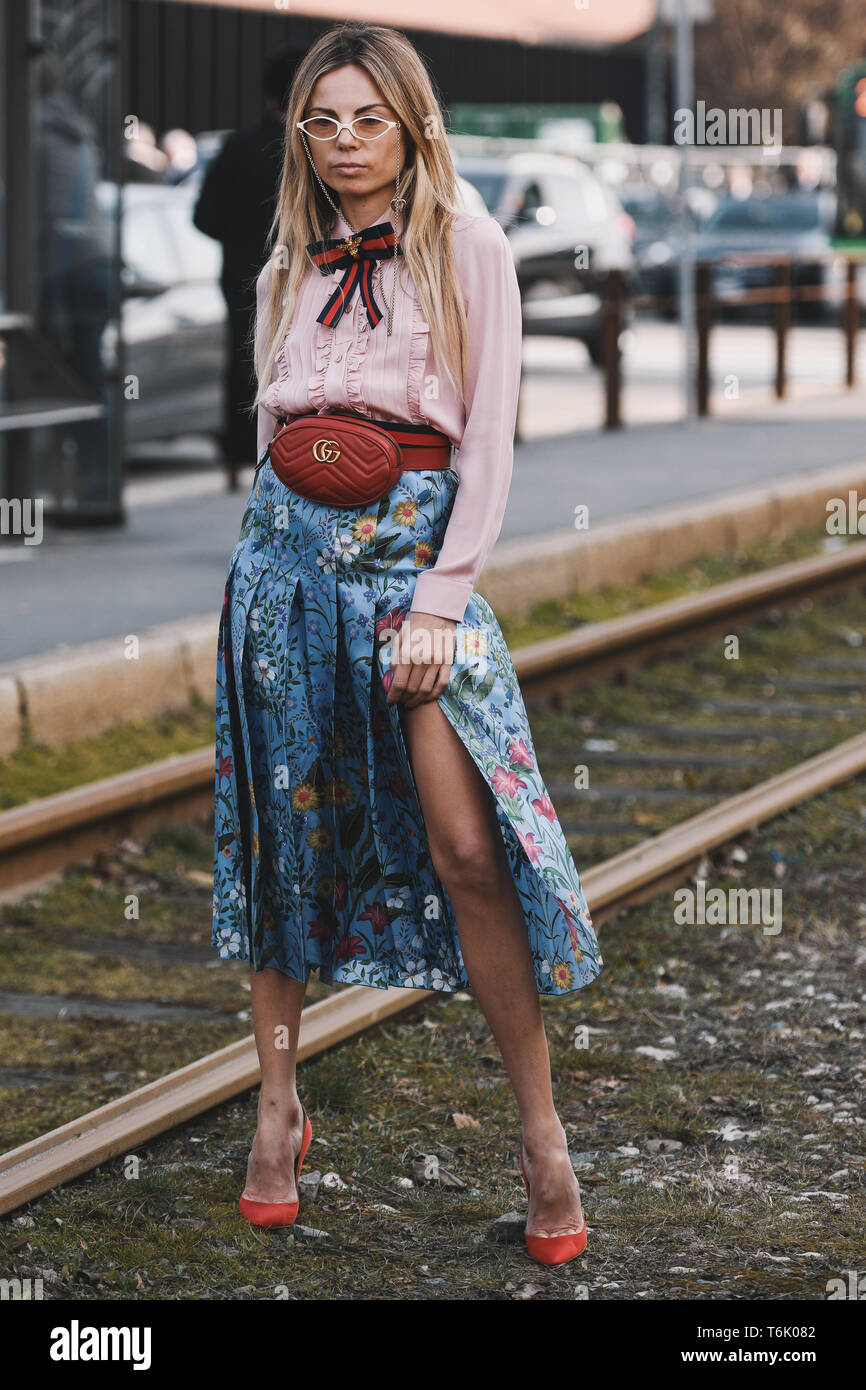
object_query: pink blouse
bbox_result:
[254,207,522,624]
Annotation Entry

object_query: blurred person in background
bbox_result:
[160,128,199,183]
[122,121,169,183]
[35,48,114,512]
[193,45,306,488]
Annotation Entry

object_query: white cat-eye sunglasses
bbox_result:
[296,116,399,141]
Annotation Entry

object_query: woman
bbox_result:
[212,21,603,1266]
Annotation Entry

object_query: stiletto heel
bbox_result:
[519,1145,587,1266]
[238,1106,313,1228]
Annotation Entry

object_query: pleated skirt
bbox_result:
[211,449,604,996]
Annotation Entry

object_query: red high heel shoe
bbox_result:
[519,1144,587,1266]
[238,1106,313,1228]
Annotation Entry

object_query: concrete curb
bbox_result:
[479,457,866,616]
[1,458,863,754]
[0,615,219,754]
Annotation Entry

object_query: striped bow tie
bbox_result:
[306,220,402,329]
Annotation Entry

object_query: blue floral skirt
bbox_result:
[211,449,604,996]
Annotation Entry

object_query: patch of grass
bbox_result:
[0,701,215,811]
[496,526,846,648]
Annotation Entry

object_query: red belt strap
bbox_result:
[275,412,454,471]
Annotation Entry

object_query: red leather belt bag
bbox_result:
[263,409,454,507]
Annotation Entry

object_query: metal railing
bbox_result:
[601,253,865,429]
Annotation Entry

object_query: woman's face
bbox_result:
[301,63,403,213]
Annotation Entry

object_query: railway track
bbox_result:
[2,543,865,899]
[1,540,865,1215]
[2,730,866,1216]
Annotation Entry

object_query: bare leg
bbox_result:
[242,966,308,1203]
[401,699,584,1238]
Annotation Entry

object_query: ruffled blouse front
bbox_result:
[255,207,522,624]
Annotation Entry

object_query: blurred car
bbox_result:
[698,190,840,321]
[455,151,636,364]
[455,172,488,217]
[106,178,226,447]
[618,184,684,311]
[619,183,724,315]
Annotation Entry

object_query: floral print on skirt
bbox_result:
[212,447,604,996]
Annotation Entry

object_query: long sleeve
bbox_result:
[255,259,279,460]
[409,214,522,624]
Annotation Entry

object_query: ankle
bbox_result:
[520,1116,568,1158]
[256,1091,302,1125]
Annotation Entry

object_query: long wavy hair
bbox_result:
[249,21,469,426]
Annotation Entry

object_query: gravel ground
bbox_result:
[2,778,863,1301]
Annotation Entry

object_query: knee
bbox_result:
[429,830,504,897]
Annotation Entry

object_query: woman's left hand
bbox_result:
[385,611,456,708]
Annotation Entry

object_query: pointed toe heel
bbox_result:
[519,1151,587,1267]
[237,1192,300,1228]
[239,1106,313,1229]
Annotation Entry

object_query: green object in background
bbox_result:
[832,61,866,238]
[448,102,624,144]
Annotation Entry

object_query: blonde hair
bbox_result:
[249,21,469,425]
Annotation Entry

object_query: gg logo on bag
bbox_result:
[312,438,341,464]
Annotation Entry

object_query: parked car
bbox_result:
[618,183,724,315]
[618,184,685,311]
[698,190,839,320]
[109,178,226,447]
[454,172,488,217]
[455,152,636,364]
